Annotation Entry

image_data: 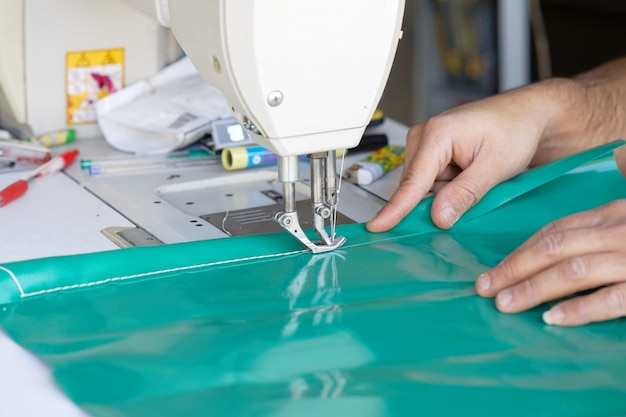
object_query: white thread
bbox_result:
[0,265,25,296]
[332,152,347,239]
[19,250,305,298]
[221,209,232,237]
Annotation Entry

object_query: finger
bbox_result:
[477,226,622,297]
[366,130,448,232]
[365,168,437,232]
[614,146,626,178]
[426,165,462,193]
[435,165,462,182]
[516,200,626,253]
[430,153,513,229]
[400,124,423,178]
[493,252,626,314]
[430,181,449,194]
[542,282,626,326]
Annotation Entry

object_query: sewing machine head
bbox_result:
[119,0,406,253]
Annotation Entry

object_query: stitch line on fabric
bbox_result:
[0,265,25,297]
[21,249,305,298]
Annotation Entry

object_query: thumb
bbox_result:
[430,159,509,229]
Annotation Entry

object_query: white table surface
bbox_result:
[0,169,134,264]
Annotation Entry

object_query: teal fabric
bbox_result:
[1,142,626,417]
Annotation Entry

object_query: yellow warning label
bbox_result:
[66,48,124,125]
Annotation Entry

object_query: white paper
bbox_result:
[96,58,232,155]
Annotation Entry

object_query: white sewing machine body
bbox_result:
[120,0,406,252]
[124,0,405,156]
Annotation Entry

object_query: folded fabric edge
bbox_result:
[1,142,623,304]
[459,141,625,223]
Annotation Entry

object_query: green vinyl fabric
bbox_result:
[1,142,626,417]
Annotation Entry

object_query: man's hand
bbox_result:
[365,57,626,326]
[476,200,626,326]
[366,84,555,232]
[367,56,626,234]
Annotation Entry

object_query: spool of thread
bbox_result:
[222,146,284,170]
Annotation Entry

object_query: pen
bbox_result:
[0,149,79,207]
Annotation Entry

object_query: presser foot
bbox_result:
[274,211,346,254]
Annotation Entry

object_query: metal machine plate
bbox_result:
[200,200,354,237]
[102,227,164,248]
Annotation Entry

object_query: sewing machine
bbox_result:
[119,0,406,253]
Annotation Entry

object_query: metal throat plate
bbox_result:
[200,200,355,237]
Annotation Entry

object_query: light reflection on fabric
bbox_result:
[0,143,625,417]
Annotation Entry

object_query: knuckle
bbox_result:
[589,207,610,226]
[538,221,559,239]
[421,116,455,151]
[497,258,517,281]
[603,286,626,314]
[536,232,564,256]
[459,181,481,206]
[561,257,588,281]
[422,114,451,135]
[522,278,540,301]
[449,180,481,208]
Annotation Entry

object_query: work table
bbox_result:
[0,120,408,417]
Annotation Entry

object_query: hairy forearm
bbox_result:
[530,57,626,166]
[576,57,626,142]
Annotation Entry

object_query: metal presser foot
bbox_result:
[274,154,346,254]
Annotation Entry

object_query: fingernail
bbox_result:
[496,289,513,309]
[476,273,491,292]
[442,206,459,227]
[542,307,565,325]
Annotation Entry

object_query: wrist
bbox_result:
[530,77,608,165]
[532,58,626,166]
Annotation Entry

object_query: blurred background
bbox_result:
[379,0,626,126]
[1,0,626,138]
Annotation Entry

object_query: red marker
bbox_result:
[0,149,79,207]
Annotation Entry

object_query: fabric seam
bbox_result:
[4,250,304,299]
[0,265,25,297]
